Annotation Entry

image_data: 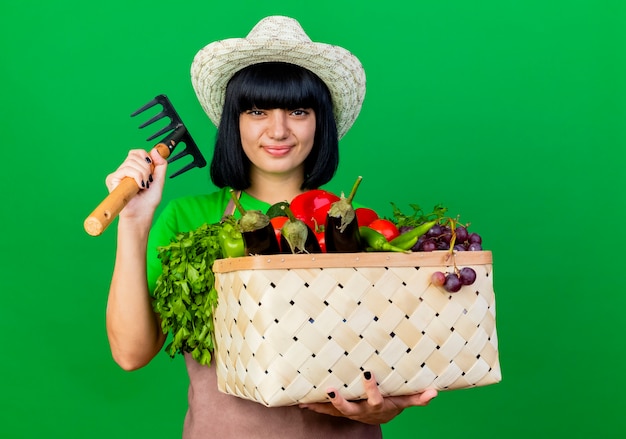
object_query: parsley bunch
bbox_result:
[152,222,224,366]
[389,202,448,228]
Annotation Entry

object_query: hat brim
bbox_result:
[191,31,366,139]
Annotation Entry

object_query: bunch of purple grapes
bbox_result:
[398,220,484,293]
[407,223,483,252]
[431,267,477,293]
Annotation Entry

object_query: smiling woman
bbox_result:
[101,15,436,439]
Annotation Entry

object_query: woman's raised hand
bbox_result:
[105,148,168,221]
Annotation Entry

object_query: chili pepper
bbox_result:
[229,189,280,255]
[290,189,340,231]
[359,226,410,253]
[217,217,245,258]
[388,220,438,251]
[325,176,363,253]
[279,206,321,254]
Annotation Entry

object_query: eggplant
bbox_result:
[243,223,280,255]
[229,189,280,255]
[324,176,363,253]
[279,205,321,254]
[325,214,361,252]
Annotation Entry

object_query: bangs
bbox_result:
[231,62,328,112]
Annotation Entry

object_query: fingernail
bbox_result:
[145,157,152,164]
[364,371,372,380]
[149,174,153,183]
[327,391,335,399]
[141,180,145,188]
[146,181,150,189]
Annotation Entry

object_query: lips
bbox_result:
[263,145,292,156]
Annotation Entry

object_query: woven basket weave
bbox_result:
[212,250,500,407]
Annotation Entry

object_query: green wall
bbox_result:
[2,1,624,437]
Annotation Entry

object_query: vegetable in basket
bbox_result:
[355,207,379,227]
[289,188,340,230]
[266,201,290,219]
[388,202,447,252]
[217,216,245,258]
[269,216,288,249]
[280,205,322,254]
[388,219,438,251]
[359,226,409,253]
[367,218,400,241]
[229,189,280,255]
[325,176,363,252]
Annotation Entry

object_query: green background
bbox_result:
[2,0,624,437]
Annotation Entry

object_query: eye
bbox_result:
[290,109,311,117]
[245,108,266,116]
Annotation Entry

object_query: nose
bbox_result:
[267,110,289,140]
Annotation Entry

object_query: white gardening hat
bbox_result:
[190,16,366,139]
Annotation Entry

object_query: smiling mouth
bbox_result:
[264,146,292,156]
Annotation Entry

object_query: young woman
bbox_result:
[104,16,437,438]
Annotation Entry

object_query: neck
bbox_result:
[245,172,307,205]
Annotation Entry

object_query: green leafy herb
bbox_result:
[152,222,224,366]
[389,202,448,228]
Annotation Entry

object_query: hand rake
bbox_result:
[84,95,206,236]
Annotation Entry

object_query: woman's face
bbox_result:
[239,107,316,180]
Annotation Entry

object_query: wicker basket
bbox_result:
[212,251,500,407]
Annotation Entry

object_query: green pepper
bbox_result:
[389,220,437,250]
[359,226,410,253]
[217,218,245,258]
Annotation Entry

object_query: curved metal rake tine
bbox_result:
[130,94,206,178]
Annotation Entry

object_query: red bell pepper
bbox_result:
[289,189,340,231]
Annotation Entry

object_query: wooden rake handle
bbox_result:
[84,143,170,236]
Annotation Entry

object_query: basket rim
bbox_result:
[212,250,492,273]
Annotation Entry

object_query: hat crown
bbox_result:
[246,16,312,44]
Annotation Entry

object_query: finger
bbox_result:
[398,388,438,407]
[125,149,155,170]
[362,371,384,408]
[416,388,438,405]
[106,150,154,191]
[148,147,168,167]
[147,147,168,185]
[298,401,342,417]
[325,388,360,417]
